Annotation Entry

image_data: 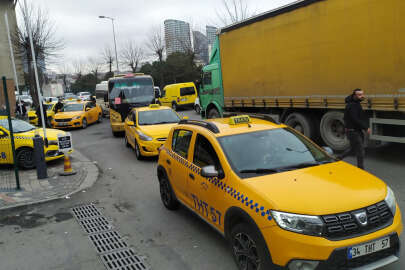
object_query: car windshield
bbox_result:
[62,104,83,112]
[65,94,77,99]
[79,92,90,96]
[0,119,36,133]
[218,128,335,179]
[138,109,180,125]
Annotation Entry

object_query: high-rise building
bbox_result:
[206,26,218,46]
[193,31,209,65]
[164,19,192,56]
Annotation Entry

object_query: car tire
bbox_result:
[124,135,130,148]
[172,102,178,111]
[97,114,102,123]
[230,222,274,270]
[159,174,180,210]
[82,118,87,129]
[134,140,143,160]
[195,105,201,114]
[112,131,120,137]
[207,107,220,119]
[320,111,350,151]
[16,147,35,169]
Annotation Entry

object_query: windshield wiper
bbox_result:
[239,168,281,174]
[154,121,176,124]
[278,162,321,171]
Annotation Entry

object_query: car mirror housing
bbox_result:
[127,121,135,126]
[85,107,91,111]
[201,165,219,178]
[322,146,334,156]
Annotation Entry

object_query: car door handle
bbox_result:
[166,159,171,165]
[189,173,195,180]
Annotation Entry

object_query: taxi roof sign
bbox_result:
[149,104,160,108]
[229,115,251,125]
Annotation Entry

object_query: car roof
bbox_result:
[177,117,285,137]
[133,105,172,112]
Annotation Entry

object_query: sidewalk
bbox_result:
[0,150,99,210]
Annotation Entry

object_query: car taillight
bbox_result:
[177,97,180,102]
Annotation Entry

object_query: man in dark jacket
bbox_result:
[36,102,49,127]
[339,89,370,169]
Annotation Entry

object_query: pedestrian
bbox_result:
[36,102,49,127]
[339,89,370,169]
[54,97,64,113]
[15,100,27,118]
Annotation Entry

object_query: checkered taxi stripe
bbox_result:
[164,147,273,221]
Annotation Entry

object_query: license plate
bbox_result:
[348,237,390,259]
[58,122,69,126]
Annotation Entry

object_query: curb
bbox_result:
[0,150,99,211]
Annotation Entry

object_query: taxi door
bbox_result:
[0,127,11,164]
[166,128,194,206]
[126,111,137,148]
[187,133,227,231]
[87,102,98,123]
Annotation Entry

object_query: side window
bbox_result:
[193,134,223,174]
[180,87,196,96]
[203,72,212,85]
[172,129,193,159]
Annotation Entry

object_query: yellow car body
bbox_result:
[157,115,402,269]
[0,116,73,169]
[28,102,57,126]
[124,104,181,159]
[52,101,102,129]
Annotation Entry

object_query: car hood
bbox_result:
[28,110,53,117]
[139,123,177,138]
[244,161,387,215]
[54,112,83,119]
[16,128,65,140]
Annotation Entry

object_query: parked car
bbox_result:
[77,91,91,101]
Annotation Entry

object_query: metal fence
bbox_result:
[0,76,20,190]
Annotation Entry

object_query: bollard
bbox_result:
[33,135,48,179]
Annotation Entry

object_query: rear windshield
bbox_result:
[180,87,195,96]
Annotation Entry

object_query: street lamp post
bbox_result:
[99,15,119,73]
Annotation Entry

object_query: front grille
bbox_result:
[322,201,393,240]
[54,118,72,122]
[29,116,36,120]
[156,137,167,141]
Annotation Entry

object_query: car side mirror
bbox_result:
[201,165,219,178]
[322,146,334,156]
[86,107,90,111]
[0,130,7,138]
[127,121,135,126]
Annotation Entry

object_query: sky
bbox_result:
[22,0,296,72]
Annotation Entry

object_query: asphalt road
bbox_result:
[0,109,403,270]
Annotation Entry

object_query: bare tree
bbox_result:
[57,63,71,91]
[146,25,165,63]
[102,46,115,73]
[120,41,145,73]
[87,57,102,87]
[72,58,85,81]
[216,0,256,26]
[13,0,64,106]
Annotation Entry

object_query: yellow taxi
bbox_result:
[28,102,57,126]
[157,115,402,270]
[0,116,73,169]
[124,104,183,160]
[52,101,102,129]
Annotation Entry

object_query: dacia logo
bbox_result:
[354,211,368,226]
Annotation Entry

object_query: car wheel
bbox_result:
[134,140,143,160]
[112,131,121,137]
[230,223,274,270]
[159,174,179,210]
[82,118,87,129]
[16,147,35,169]
[195,105,201,114]
[172,102,178,111]
[207,107,220,119]
[97,114,102,123]
[124,135,130,148]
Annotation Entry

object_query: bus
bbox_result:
[107,73,155,136]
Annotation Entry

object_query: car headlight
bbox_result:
[136,130,152,141]
[271,210,324,236]
[385,186,397,215]
[48,140,58,146]
[72,116,81,120]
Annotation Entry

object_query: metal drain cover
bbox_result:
[72,204,103,220]
[89,231,128,254]
[100,248,149,270]
[78,216,113,234]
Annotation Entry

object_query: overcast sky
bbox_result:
[23,0,295,72]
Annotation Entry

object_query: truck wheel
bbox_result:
[16,147,35,169]
[285,113,315,139]
[207,108,220,119]
[229,223,274,270]
[195,105,201,114]
[320,111,349,151]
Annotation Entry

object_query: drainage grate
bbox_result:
[89,231,128,254]
[100,248,149,270]
[72,204,103,220]
[78,216,113,234]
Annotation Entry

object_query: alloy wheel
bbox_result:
[232,232,260,270]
